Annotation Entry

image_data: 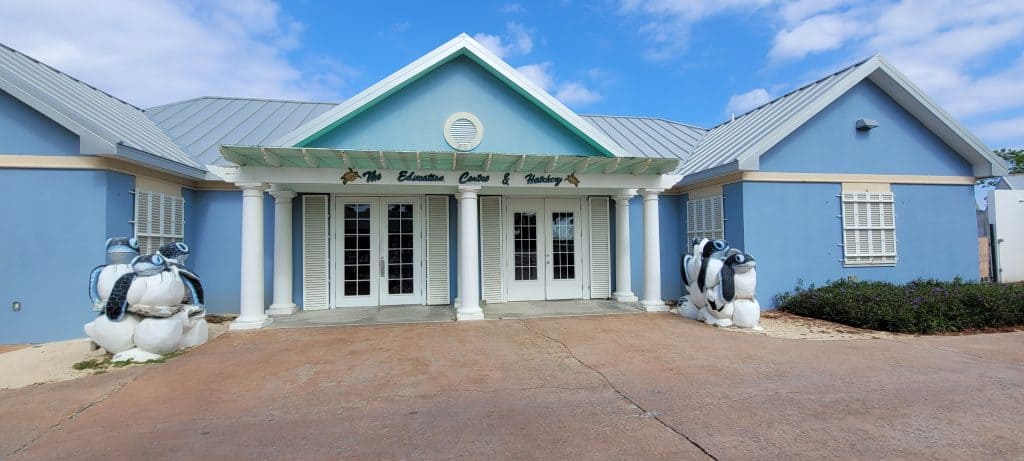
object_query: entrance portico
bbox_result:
[210,148,679,329]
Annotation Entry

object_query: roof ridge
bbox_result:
[708,55,877,131]
[581,113,708,131]
[0,42,143,112]
[147,95,339,111]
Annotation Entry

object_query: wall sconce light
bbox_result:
[12,301,21,312]
[856,118,879,131]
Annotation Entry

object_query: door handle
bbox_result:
[380,256,385,277]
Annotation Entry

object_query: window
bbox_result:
[686,195,724,242]
[134,190,185,255]
[841,191,896,266]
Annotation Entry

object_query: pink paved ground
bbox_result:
[3,313,1023,460]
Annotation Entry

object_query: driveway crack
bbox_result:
[521,319,718,461]
[7,372,140,458]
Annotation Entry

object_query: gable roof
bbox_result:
[146,96,336,166]
[581,115,705,168]
[274,34,627,157]
[681,55,1008,179]
[999,175,1024,190]
[0,43,204,177]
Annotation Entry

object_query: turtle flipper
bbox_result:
[178,267,205,307]
[104,273,136,321]
[721,264,736,303]
[681,255,692,286]
[89,264,105,305]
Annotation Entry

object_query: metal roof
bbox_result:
[146,97,336,166]
[1000,175,1024,190]
[581,115,705,171]
[218,145,679,175]
[680,58,871,177]
[0,44,202,173]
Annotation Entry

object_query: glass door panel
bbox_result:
[506,199,546,301]
[380,198,422,306]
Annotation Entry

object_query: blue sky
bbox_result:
[0,0,1021,149]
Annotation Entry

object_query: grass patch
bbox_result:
[775,278,1024,334]
[71,350,184,372]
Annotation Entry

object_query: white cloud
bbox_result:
[975,116,1024,144]
[769,12,866,61]
[555,82,602,105]
[0,0,354,107]
[473,22,534,59]
[500,3,526,13]
[618,0,773,61]
[516,62,556,91]
[516,62,602,107]
[725,88,772,115]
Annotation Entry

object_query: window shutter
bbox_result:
[479,196,503,303]
[303,195,329,310]
[425,196,450,305]
[841,191,896,266]
[685,195,725,243]
[589,197,611,299]
[711,195,724,239]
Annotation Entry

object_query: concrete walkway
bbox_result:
[3,314,1022,460]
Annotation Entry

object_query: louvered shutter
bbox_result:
[479,196,503,303]
[134,190,151,252]
[425,196,450,305]
[841,191,896,266]
[303,195,330,310]
[589,197,611,298]
[685,195,725,242]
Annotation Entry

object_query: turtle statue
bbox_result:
[103,253,185,321]
[157,242,205,308]
[88,237,140,311]
[678,239,762,329]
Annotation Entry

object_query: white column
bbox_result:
[454,195,462,308]
[612,191,637,302]
[267,190,298,315]
[456,186,483,320]
[231,183,273,330]
[640,188,667,311]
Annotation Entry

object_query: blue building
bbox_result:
[0,35,1007,343]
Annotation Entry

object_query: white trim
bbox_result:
[272,34,627,157]
[444,112,484,151]
[302,195,330,311]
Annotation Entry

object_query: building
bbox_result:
[0,34,1007,343]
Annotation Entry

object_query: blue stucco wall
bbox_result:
[627,195,683,302]
[740,181,978,307]
[0,169,134,343]
[188,190,274,313]
[308,55,601,156]
[722,183,745,251]
[0,89,79,154]
[759,81,972,176]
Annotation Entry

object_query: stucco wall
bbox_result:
[759,80,972,176]
[0,89,80,154]
[627,195,683,302]
[741,181,978,306]
[0,169,134,343]
[308,55,601,156]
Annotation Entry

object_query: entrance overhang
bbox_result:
[209,146,682,191]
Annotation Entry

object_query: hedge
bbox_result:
[775,278,1024,334]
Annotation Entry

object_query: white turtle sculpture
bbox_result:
[678,238,762,330]
[88,237,139,311]
[85,239,209,362]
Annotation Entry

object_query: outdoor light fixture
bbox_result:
[856,118,879,131]
[12,301,21,312]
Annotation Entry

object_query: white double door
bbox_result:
[334,196,423,307]
[506,198,584,301]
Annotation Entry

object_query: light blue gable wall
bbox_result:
[308,55,601,156]
[0,169,133,343]
[0,90,79,154]
[741,181,977,307]
[189,190,275,313]
[722,183,745,251]
[759,81,972,176]
[627,195,683,302]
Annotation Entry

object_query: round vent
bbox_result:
[444,112,483,151]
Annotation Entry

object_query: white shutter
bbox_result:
[841,191,896,266]
[425,196,450,305]
[686,195,725,242]
[303,195,330,310]
[589,197,611,299]
[479,196,503,303]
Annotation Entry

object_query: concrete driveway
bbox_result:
[3,313,1023,460]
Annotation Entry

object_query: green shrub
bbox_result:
[775,278,1024,334]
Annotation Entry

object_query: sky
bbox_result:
[0,0,1021,150]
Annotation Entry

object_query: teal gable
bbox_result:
[307,55,602,156]
[0,89,79,154]
[759,81,973,176]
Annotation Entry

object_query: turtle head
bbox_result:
[157,242,190,265]
[106,237,140,264]
[725,252,757,273]
[131,253,168,276]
